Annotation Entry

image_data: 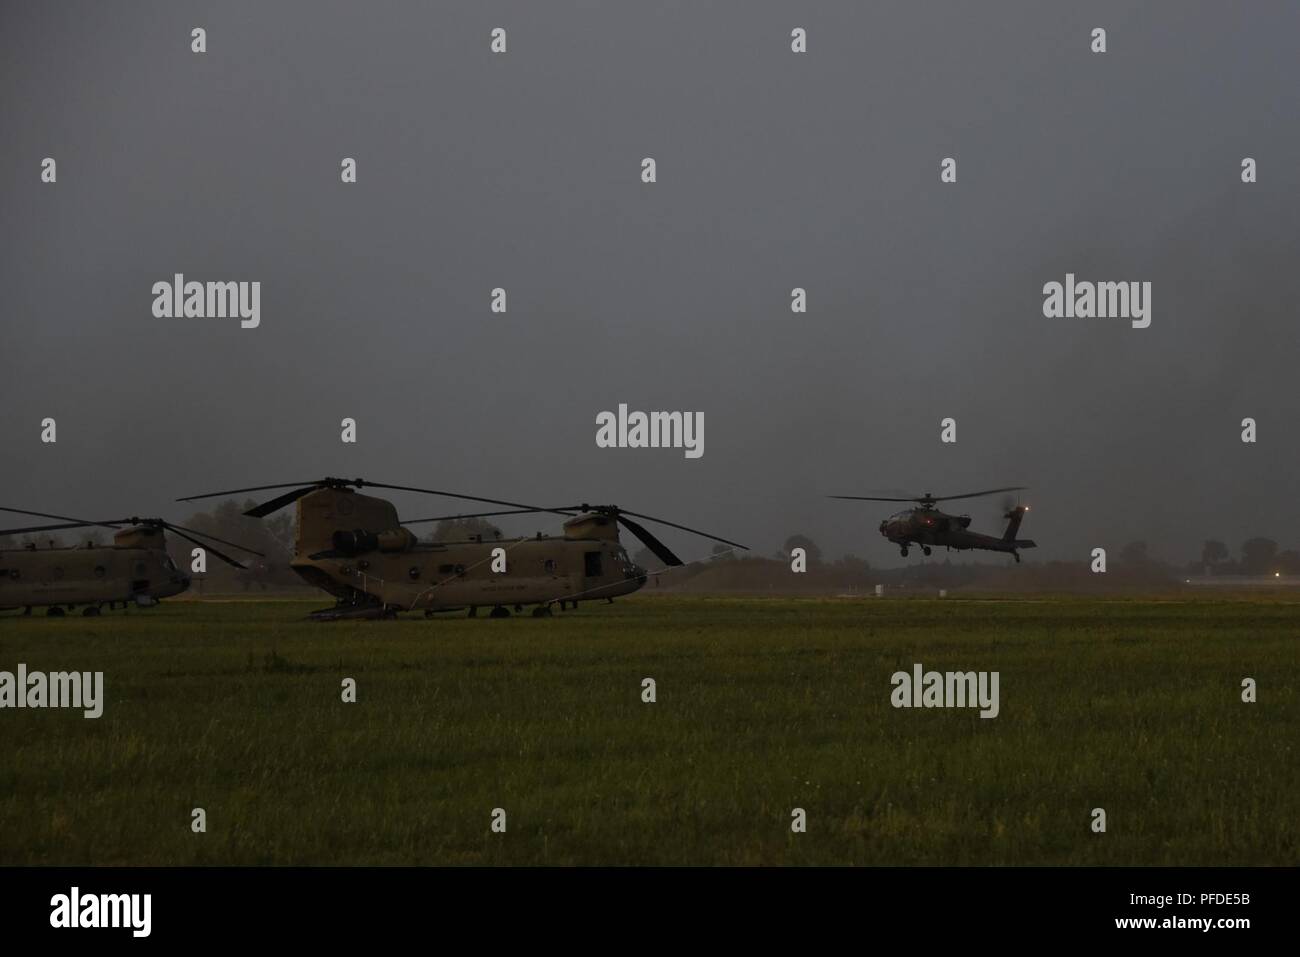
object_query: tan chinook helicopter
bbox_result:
[0,507,263,616]
[178,478,748,620]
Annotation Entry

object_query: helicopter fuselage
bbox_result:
[0,527,190,614]
[288,488,648,617]
[880,505,1035,560]
[293,532,647,614]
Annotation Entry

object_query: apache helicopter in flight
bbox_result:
[829,486,1036,562]
[0,507,262,616]
[178,477,748,620]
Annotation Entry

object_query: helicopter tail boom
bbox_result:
[1002,505,1032,544]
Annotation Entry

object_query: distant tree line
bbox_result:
[1192,538,1299,576]
[5,516,1297,592]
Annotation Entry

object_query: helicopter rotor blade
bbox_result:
[181,478,575,520]
[0,514,261,565]
[172,482,747,564]
[161,522,265,557]
[616,508,749,552]
[827,495,918,503]
[830,486,1027,504]
[242,486,325,518]
[614,514,683,567]
[175,482,324,504]
[928,486,1027,503]
[360,483,577,517]
[401,507,561,525]
[402,501,748,564]
[0,519,128,536]
[0,507,126,531]
[160,526,248,569]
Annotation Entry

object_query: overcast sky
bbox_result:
[3,1,1298,566]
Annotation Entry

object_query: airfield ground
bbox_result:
[1,595,1295,865]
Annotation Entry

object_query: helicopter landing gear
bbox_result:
[900,546,909,557]
[922,546,932,556]
[1012,551,1021,564]
[82,606,101,617]
[489,606,510,619]
[23,606,31,616]
[47,607,65,618]
[467,606,477,618]
[531,605,553,618]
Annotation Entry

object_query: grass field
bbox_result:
[1,595,1296,865]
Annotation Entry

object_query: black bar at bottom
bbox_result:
[0,866,1289,943]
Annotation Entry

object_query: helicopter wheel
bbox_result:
[489,606,510,619]
[82,606,101,617]
[922,546,932,556]
[531,605,552,618]
[1013,551,1021,564]
[47,607,65,618]
[900,547,909,558]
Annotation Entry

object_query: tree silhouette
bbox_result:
[783,534,822,565]
[430,517,503,542]
[1119,541,1149,564]
[1201,540,1229,566]
[1240,538,1279,575]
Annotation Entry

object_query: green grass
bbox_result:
[0,596,1296,865]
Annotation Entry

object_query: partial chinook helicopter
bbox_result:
[0,507,262,616]
[829,486,1036,562]
[178,478,748,620]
